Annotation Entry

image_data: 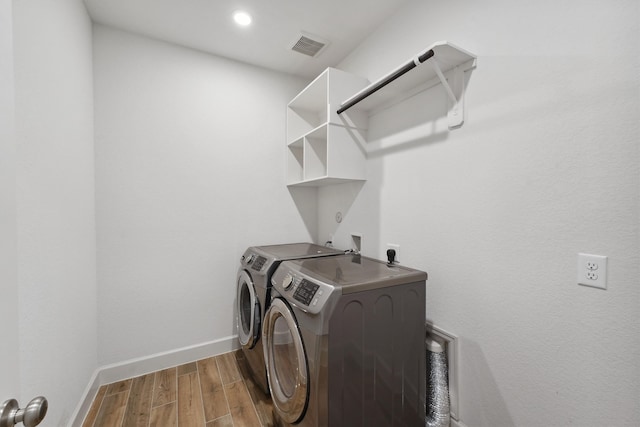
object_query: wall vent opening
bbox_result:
[426,324,460,422]
[290,32,328,57]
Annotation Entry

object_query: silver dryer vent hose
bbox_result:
[426,336,450,427]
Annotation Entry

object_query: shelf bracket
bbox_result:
[429,60,457,104]
[429,60,465,129]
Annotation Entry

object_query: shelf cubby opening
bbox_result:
[287,145,304,184]
[304,128,328,181]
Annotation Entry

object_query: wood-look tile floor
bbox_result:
[82,350,275,427]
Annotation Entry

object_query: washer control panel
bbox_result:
[293,279,319,306]
[273,267,335,314]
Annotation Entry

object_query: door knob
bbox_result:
[0,396,48,427]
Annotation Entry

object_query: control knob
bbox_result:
[282,273,294,291]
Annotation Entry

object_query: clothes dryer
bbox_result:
[263,254,427,426]
[236,243,344,395]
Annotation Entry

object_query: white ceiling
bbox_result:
[84,0,409,79]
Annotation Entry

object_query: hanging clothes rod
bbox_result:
[336,49,435,115]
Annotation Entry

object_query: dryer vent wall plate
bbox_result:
[427,325,459,421]
[351,233,362,254]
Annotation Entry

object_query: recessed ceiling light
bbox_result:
[233,10,252,27]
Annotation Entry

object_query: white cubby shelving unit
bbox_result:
[286,68,369,187]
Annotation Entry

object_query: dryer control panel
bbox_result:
[272,269,336,314]
[239,249,275,278]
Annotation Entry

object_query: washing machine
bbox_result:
[263,254,427,426]
[236,243,344,395]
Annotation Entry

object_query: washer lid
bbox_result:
[286,254,427,294]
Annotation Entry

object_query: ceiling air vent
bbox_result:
[290,32,329,57]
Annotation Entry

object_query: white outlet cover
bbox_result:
[577,253,608,290]
[387,243,400,263]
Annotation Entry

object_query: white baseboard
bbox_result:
[69,335,240,427]
[70,369,101,427]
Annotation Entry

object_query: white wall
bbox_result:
[0,0,19,402]
[321,0,640,426]
[93,26,313,365]
[13,0,97,424]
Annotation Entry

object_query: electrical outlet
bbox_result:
[386,243,400,264]
[577,253,607,290]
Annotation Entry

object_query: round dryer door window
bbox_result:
[237,270,260,348]
[263,298,308,424]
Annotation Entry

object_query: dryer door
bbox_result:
[263,298,309,424]
[237,270,260,348]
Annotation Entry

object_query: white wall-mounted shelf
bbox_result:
[285,43,476,187]
[337,41,476,129]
